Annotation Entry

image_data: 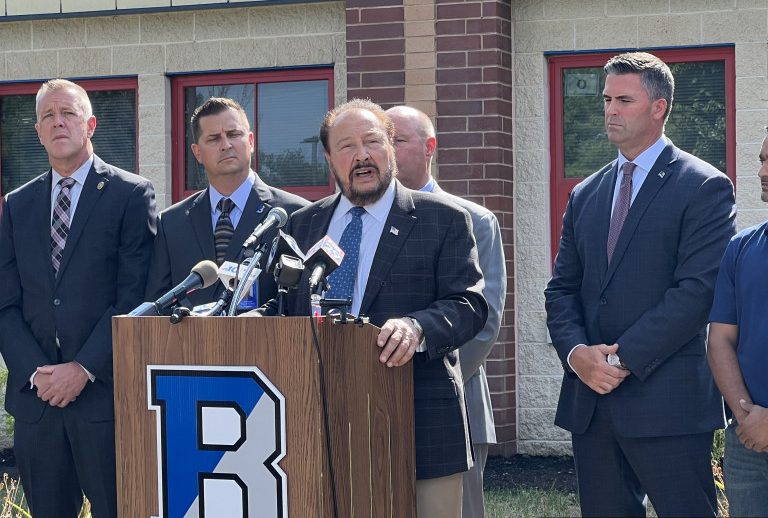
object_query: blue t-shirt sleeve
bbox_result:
[708,238,738,324]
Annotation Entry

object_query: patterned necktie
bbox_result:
[51,177,76,277]
[606,162,636,263]
[214,197,235,265]
[326,206,366,302]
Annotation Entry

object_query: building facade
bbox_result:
[0,0,765,455]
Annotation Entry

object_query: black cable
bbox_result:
[309,311,340,518]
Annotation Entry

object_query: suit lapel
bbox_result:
[188,189,216,261]
[56,158,108,283]
[594,162,618,284]
[602,145,678,290]
[307,195,339,249]
[359,184,416,315]
[226,182,268,261]
[32,172,56,286]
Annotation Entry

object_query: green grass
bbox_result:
[0,474,91,518]
[486,488,581,518]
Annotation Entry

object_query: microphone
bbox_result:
[241,207,288,251]
[130,260,218,316]
[218,260,261,305]
[304,235,345,292]
[192,288,234,317]
[266,231,305,274]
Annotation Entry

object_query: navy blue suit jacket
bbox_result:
[0,155,157,423]
[545,142,736,437]
[265,181,488,479]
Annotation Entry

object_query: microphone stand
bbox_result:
[227,242,268,316]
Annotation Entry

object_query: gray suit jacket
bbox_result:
[433,182,505,445]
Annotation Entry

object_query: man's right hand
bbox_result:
[570,343,630,394]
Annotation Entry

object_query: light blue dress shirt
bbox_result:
[325,180,396,316]
[610,135,668,216]
[208,170,257,231]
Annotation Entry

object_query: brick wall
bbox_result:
[433,0,515,456]
[345,0,405,107]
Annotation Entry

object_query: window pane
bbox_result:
[666,61,726,172]
[1,90,137,194]
[561,61,726,178]
[1,95,51,193]
[184,84,255,192]
[257,80,329,188]
[91,90,137,174]
[562,68,612,178]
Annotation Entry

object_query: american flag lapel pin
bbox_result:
[658,171,666,179]
[390,226,399,236]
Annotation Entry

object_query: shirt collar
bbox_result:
[617,135,668,173]
[419,176,437,193]
[337,178,396,223]
[51,155,93,188]
[209,170,256,214]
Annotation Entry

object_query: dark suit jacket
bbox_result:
[266,181,488,479]
[144,175,308,308]
[545,142,736,438]
[0,155,157,423]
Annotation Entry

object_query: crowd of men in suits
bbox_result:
[0,49,766,518]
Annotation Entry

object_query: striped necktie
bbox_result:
[51,177,76,277]
[607,162,636,263]
[214,197,235,265]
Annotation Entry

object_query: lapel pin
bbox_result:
[658,171,666,179]
[257,205,265,213]
[97,181,105,190]
[390,226,399,236]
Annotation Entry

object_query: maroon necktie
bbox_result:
[606,162,636,263]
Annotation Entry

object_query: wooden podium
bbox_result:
[112,316,415,517]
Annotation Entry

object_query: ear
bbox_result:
[191,143,202,164]
[86,116,97,139]
[425,136,436,160]
[248,131,255,149]
[651,98,667,121]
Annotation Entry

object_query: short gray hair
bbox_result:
[604,52,674,120]
[36,79,93,120]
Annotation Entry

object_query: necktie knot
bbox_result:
[350,206,365,218]
[218,197,234,215]
[59,177,76,190]
[622,162,636,177]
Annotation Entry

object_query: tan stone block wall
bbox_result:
[512,1,768,456]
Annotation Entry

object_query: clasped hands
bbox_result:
[34,362,88,408]
[570,343,631,395]
[736,399,768,453]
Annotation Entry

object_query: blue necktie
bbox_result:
[326,206,365,302]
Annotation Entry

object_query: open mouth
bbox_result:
[352,166,377,180]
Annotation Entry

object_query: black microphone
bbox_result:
[129,260,219,316]
[241,207,289,251]
[305,235,345,291]
[266,231,305,275]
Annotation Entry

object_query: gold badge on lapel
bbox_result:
[97,181,105,190]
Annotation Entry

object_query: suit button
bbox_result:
[53,298,61,306]
[600,297,607,305]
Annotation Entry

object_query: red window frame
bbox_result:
[0,77,139,197]
[171,68,335,203]
[548,47,736,263]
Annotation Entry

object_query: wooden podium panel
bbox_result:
[112,316,415,517]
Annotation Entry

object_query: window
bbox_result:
[171,68,334,203]
[0,78,138,196]
[548,47,736,262]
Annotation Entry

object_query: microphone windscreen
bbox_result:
[272,207,289,228]
[191,260,219,289]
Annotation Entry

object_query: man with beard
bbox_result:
[258,98,487,517]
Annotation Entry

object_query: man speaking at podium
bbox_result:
[259,99,488,518]
[145,97,307,310]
